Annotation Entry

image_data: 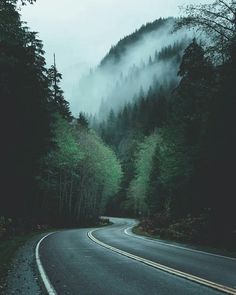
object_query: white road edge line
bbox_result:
[88,228,236,295]
[35,232,58,295]
[124,226,236,262]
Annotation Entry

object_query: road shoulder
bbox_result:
[4,233,47,295]
[132,225,236,259]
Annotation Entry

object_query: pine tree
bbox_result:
[77,113,89,129]
[1,0,52,219]
[47,54,72,121]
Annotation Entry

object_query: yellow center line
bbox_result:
[88,229,236,295]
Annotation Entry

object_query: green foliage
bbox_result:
[38,115,122,225]
[77,113,89,129]
[1,0,121,228]
[47,62,72,121]
[1,0,52,218]
[52,115,82,169]
[1,0,235,247]
[127,132,159,215]
[99,2,236,247]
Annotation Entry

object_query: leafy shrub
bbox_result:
[139,212,171,235]
[99,217,110,225]
[164,215,208,243]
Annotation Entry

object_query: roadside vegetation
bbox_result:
[98,0,236,249]
[1,0,122,230]
[1,0,235,279]
[0,1,121,289]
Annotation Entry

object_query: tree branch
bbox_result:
[193,7,233,23]
[200,16,234,33]
[196,18,231,40]
[218,0,236,16]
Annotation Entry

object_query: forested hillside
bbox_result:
[95,0,236,248]
[0,0,122,236]
[1,0,235,250]
[100,18,181,66]
[77,18,190,115]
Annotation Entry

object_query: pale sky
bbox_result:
[21,0,212,115]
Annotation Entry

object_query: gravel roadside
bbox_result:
[5,233,50,295]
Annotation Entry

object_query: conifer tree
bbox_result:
[0,0,52,218]
[47,54,72,122]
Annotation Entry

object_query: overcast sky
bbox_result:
[22,0,212,115]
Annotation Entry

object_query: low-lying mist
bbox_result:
[75,18,192,118]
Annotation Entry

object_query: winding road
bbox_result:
[38,217,236,295]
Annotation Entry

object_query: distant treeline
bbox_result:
[100,18,174,66]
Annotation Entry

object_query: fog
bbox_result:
[77,19,192,117]
[21,0,213,116]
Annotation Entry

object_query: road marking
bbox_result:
[88,229,236,295]
[35,232,58,295]
[124,226,236,262]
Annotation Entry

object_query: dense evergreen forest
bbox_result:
[95,0,236,248]
[0,0,122,236]
[0,0,235,250]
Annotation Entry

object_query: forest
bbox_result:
[1,0,236,250]
[0,0,122,236]
[96,0,236,248]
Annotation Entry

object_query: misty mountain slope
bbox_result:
[77,17,192,116]
[100,18,175,66]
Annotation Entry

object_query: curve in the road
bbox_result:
[88,227,236,295]
[35,232,58,295]
[124,226,236,262]
[35,220,236,295]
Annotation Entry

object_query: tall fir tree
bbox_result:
[47,54,72,122]
[0,0,52,218]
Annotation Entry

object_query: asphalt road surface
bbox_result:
[38,217,236,295]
